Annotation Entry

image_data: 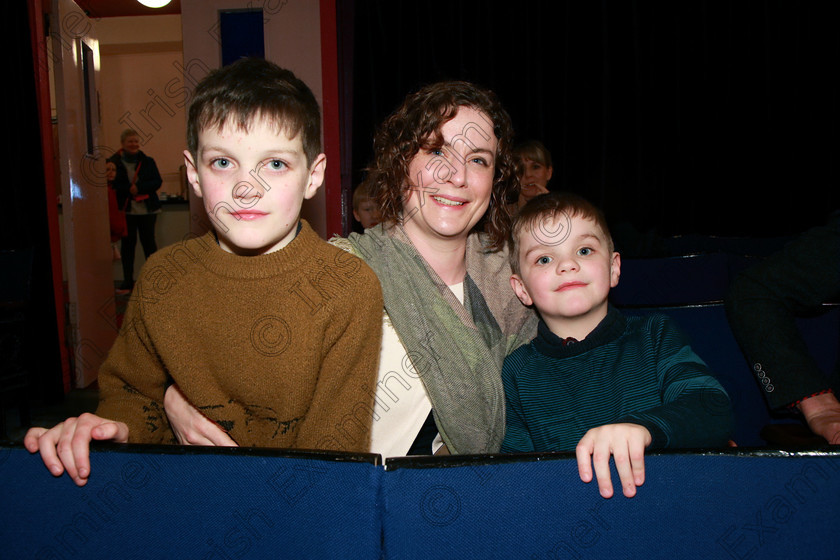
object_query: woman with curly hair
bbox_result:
[163,81,538,457]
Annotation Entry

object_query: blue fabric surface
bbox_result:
[0,445,382,560]
[3,445,839,559]
[382,451,840,560]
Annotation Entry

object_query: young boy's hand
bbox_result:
[575,423,652,498]
[23,413,129,487]
[164,384,238,446]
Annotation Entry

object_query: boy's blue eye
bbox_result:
[578,247,592,256]
[213,158,230,169]
[268,159,286,170]
[537,256,552,265]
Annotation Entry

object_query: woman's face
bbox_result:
[121,135,141,155]
[518,157,553,203]
[401,106,497,245]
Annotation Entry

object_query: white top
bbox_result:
[369,282,464,457]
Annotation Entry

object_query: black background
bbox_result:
[348,1,839,240]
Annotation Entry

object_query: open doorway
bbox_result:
[32,0,192,394]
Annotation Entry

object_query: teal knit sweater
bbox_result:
[501,306,734,452]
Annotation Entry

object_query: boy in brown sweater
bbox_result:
[25,58,383,486]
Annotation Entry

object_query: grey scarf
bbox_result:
[347,224,537,454]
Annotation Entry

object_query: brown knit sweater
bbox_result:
[96,221,382,453]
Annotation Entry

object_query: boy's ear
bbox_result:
[610,252,621,288]
[510,274,534,307]
[183,150,203,199]
[304,153,327,200]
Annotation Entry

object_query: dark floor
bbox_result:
[1,282,127,444]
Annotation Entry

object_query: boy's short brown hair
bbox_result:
[510,192,614,275]
[365,80,518,251]
[186,58,322,166]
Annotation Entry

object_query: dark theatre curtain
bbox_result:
[345,1,839,241]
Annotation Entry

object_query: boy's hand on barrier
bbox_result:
[164,384,238,447]
[799,392,840,445]
[576,423,652,499]
[23,413,129,487]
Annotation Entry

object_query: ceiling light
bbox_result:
[137,0,172,8]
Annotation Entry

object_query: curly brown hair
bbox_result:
[366,81,518,250]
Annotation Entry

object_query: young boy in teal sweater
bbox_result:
[502,192,733,498]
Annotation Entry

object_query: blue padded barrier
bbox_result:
[623,304,840,447]
[382,450,840,560]
[3,445,839,559]
[0,444,382,560]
